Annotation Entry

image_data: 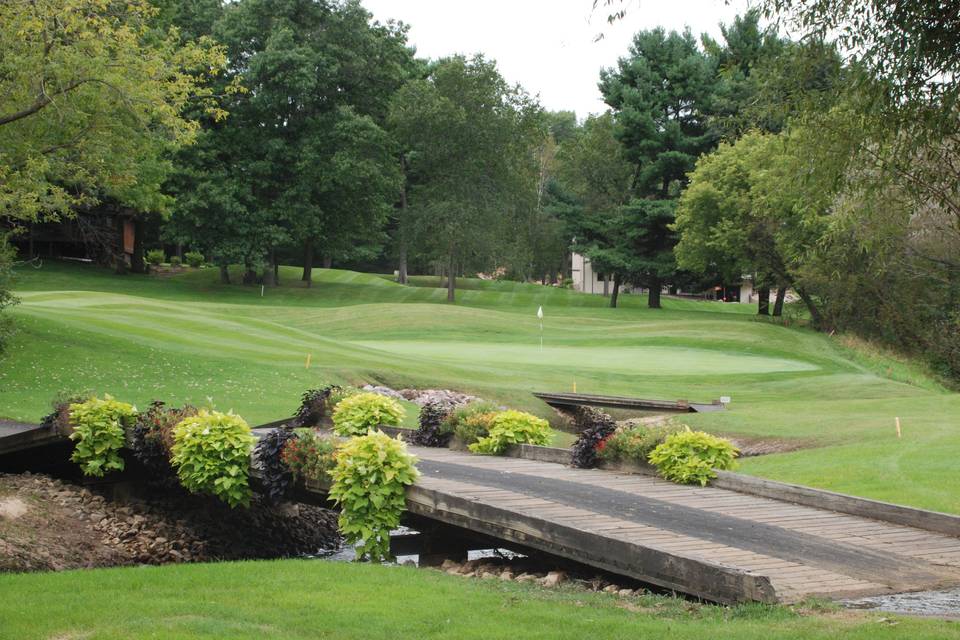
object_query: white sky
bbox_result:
[362,0,754,118]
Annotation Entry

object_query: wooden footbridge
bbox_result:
[4,419,960,604]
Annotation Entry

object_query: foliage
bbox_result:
[68,395,138,477]
[389,54,544,301]
[411,401,452,447]
[293,385,342,428]
[170,410,256,507]
[253,428,297,503]
[40,394,85,435]
[331,392,405,437]
[165,0,415,285]
[169,256,182,268]
[184,251,205,268]
[0,239,17,354]
[145,250,166,266]
[598,423,685,464]
[455,412,498,447]
[0,0,228,260]
[328,431,419,562]
[469,410,552,455]
[129,400,197,484]
[570,407,617,469]
[280,428,338,485]
[648,429,739,486]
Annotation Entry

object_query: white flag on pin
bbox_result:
[537,306,543,320]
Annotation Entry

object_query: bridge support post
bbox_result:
[400,520,472,567]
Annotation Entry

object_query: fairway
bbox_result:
[2,262,958,514]
[352,341,819,375]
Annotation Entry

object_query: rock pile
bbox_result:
[361,385,479,412]
[0,472,340,573]
[433,558,644,598]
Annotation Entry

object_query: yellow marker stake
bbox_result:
[573,380,576,393]
[895,416,901,438]
[305,353,312,369]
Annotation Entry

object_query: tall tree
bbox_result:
[166,0,415,285]
[598,27,718,307]
[388,55,542,302]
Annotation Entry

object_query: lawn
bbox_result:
[2,261,958,512]
[1,560,957,640]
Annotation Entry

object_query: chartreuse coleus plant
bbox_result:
[328,431,419,562]
[170,410,257,507]
[469,410,552,455]
[331,392,405,436]
[68,395,138,477]
[647,428,739,486]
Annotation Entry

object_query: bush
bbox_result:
[129,400,197,485]
[293,385,341,427]
[68,395,138,477]
[169,255,182,267]
[184,251,205,268]
[411,401,452,447]
[331,392,405,436]
[328,431,419,561]
[647,429,739,486]
[598,423,684,464]
[570,407,617,469]
[41,393,86,435]
[254,428,297,503]
[145,249,166,266]
[171,410,257,507]
[454,411,497,446]
[442,401,499,437]
[469,410,552,455]
[280,428,338,485]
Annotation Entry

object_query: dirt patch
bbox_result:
[724,435,814,457]
[0,472,340,573]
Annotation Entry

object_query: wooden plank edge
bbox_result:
[405,484,778,605]
[711,471,960,539]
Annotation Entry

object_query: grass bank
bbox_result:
[1,560,957,639]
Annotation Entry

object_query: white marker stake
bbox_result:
[261,284,265,297]
[537,305,544,351]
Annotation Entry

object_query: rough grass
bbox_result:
[1,560,958,639]
[2,261,959,512]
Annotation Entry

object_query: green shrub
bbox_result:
[442,401,500,436]
[184,251,205,268]
[598,423,684,464]
[145,249,166,266]
[328,431,419,561]
[647,429,739,486]
[331,392,404,436]
[68,395,138,477]
[281,428,338,484]
[469,410,552,455]
[169,256,182,267]
[170,410,256,507]
[454,411,497,446]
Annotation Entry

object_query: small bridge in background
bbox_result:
[532,391,725,413]
[4,419,960,604]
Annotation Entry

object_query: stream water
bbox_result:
[844,588,960,618]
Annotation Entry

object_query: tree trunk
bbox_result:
[176,243,183,261]
[242,264,257,286]
[773,286,786,316]
[219,263,230,284]
[27,224,35,259]
[397,154,409,284]
[322,254,332,269]
[796,287,825,329]
[130,218,145,274]
[648,277,662,309]
[757,286,770,316]
[262,248,277,287]
[603,274,609,296]
[302,240,313,287]
[446,252,456,302]
[609,273,621,308]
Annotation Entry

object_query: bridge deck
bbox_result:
[408,446,960,604]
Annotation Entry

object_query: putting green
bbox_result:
[350,340,819,375]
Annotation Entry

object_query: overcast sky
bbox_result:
[362,0,754,118]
